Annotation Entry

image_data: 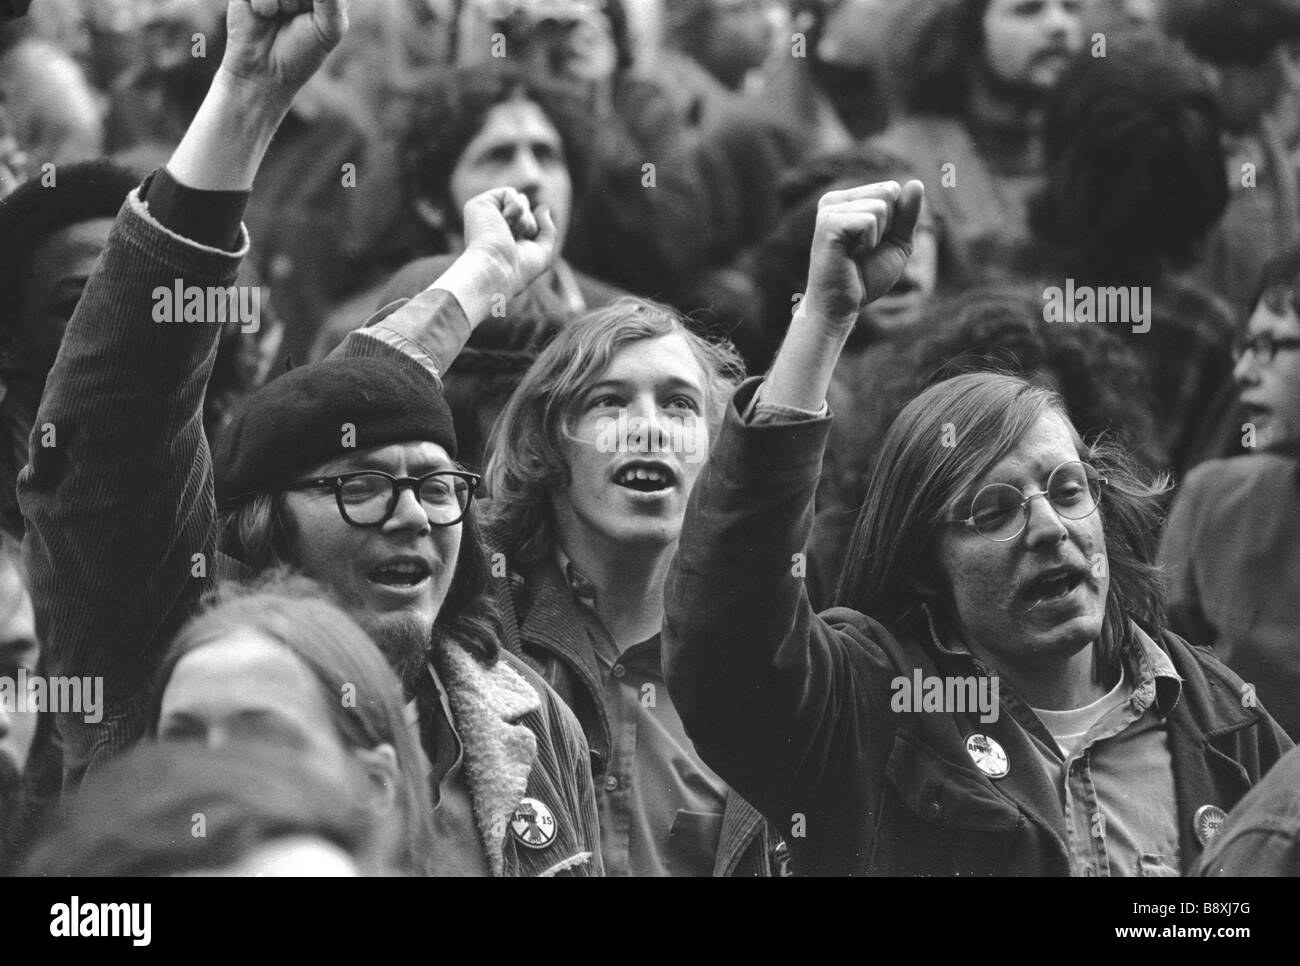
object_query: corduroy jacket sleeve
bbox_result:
[19,186,245,793]
[663,378,899,839]
[329,286,470,386]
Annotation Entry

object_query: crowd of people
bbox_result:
[1,0,1299,877]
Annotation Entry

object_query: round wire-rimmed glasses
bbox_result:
[954,460,1106,543]
[281,470,481,528]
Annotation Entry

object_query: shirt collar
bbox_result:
[414,660,464,796]
[555,545,599,610]
[923,604,1183,715]
[923,603,979,663]
[1126,623,1183,718]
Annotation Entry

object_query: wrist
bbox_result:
[763,303,853,412]
[790,301,856,345]
[166,71,292,192]
[431,247,515,327]
[209,69,295,137]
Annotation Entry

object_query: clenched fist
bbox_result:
[799,180,926,331]
[461,187,560,297]
[220,0,350,102]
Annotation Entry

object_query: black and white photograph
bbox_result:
[0,0,1296,942]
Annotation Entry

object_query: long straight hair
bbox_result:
[836,371,1170,675]
[148,574,437,876]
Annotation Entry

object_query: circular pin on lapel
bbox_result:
[510,797,557,850]
[1193,804,1227,846]
[965,733,1010,779]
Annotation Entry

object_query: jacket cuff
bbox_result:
[143,167,250,253]
[126,185,250,270]
[716,378,833,472]
[746,385,830,424]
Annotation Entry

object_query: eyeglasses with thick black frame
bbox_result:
[281,470,481,528]
[950,459,1106,543]
[1232,332,1300,366]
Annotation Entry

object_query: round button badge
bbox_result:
[510,797,557,850]
[1193,804,1227,846]
[965,733,1010,779]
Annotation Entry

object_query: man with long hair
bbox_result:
[480,298,786,875]
[22,0,599,876]
[869,0,1085,278]
[663,179,1291,875]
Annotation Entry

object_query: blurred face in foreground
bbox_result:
[157,629,352,773]
[196,836,363,877]
[155,624,404,872]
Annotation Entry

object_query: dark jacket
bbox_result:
[1160,451,1300,741]
[1195,742,1300,876]
[17,179,602,876]
[483,518,778,876]
[663,378,1293,876]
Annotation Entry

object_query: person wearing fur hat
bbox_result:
[20,0,600,877]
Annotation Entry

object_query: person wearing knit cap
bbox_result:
[19,0,601,877]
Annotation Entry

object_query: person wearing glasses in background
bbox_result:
[1161,246,1300,742]
[663,180,1291,876]
[22,0,600,876]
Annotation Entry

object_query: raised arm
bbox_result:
[333,187,558,375]
[662,181,923,821]
[763,181,924,411]
[19,0,348,791]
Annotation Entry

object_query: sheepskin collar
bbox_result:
[432,643,540,877]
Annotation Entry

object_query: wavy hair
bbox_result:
[483,297,746,564]
[836,371,1171,676]
[909,286,1164,467]
[403,63,595,228]
[147,573,435,875]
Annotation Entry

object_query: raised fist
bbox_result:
[462,187,560,296]
[800,180,925,330]
[220,0,350,102]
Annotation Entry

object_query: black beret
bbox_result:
[215,356,458,506]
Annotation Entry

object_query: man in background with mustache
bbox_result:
[868,0,1085,280]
